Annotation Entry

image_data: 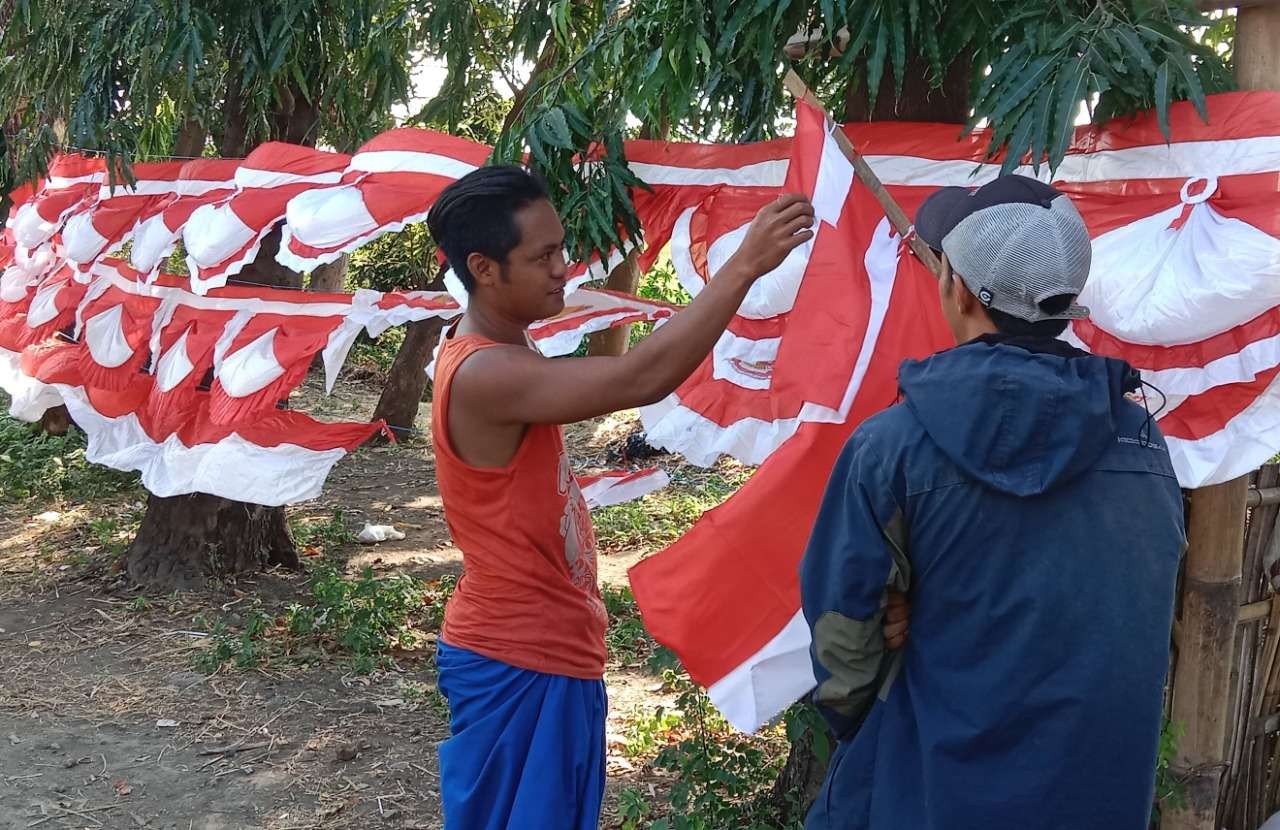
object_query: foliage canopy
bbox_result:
[0,0,1233,269]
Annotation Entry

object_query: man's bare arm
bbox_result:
[455,195,816,426]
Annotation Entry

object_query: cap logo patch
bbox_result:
[978,287,994,306]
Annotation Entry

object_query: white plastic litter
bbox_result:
[357,523,405,544]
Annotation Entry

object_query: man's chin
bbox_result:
[544,292,567,317]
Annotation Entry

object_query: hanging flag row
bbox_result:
[630,90,1280,734]
[4,90,1280,734]
[0,251,677,504]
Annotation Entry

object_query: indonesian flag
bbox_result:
[277,128,491,272]
[62,161,188,275]
[130,158,243,279]
[638,104,863,466]
[8,154,104,250]
[579,467,671,508]
[629,102,953,732]
[183,144,350,294]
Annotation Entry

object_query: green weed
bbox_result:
[346,326,406,377]
[81,506,142,558]
[0,411,139,503]
[289,510,355,557]
[193,608,277,673]
[423,573,459,630]
[285,564,428,674]
[592,468,750,552]
[619,665,800,830]
[622,706,684,759]
[603,583,657,667]
[1152,719,1187,826]
[193,565,434,675]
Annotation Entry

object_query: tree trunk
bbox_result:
[174,118,207,158]
[308,253,350,292]
[219,74,250,158]
[371,317,446,433]
[270,80,321,148]
[586,253,642,356]
[39,405,71,436]
[1162,478,1249,830]
[371,267,449,432]
[126,493,298,590]
[127,99,319,589]
[771,717,834,825]
[843,55,972,124]
[241,226,304,289]
[1235,2,1280,93]
[773,52,972,818]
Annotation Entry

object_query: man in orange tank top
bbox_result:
[424,165,814,829]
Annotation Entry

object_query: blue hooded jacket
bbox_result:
[800,336,1185,830]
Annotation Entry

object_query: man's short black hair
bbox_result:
[427,165,550,292]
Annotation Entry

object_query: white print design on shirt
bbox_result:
[557,453,607,624]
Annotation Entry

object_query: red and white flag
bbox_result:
[183,144,349,293]
[630,102,953,731]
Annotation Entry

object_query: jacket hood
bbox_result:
[898,335,1141,497]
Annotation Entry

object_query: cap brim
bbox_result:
[914,186,972,250]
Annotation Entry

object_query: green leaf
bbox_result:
[1155,58,1171,140]
[888,2,906,101]
[865,18,889,112]
[642,47,662,81]
[1169,51,1209,124]
[1003,110,1035,175]
[526,130,552,171]
[1048,57,1089,171]
[970,43,1029,124]
[819,0,835,33]
[987,56,1054,123]
[540,107,573,150]
[1028,90,1053,174]
[1116,26,1157,75]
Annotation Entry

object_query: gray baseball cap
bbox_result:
[914,175,1091,323]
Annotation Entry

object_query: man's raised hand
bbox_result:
[725,194,816,280]
[883,590,910,650]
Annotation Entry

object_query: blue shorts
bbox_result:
[436,640,607,830]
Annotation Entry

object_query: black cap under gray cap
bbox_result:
[914,175,1091,323]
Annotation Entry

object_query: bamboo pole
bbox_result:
[1164,476,1250,830]
[781,69,943,277]
[1167,12,1279,828]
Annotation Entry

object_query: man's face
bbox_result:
[479,199,569,323]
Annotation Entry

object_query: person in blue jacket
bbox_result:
[801,175,1186,830]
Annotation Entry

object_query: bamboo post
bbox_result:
[782,69,943,277]
[1165,11,1279,828]
[1164,476,1250,830]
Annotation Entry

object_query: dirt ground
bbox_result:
[0,370,681,829]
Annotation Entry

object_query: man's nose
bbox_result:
[551,251,569,280]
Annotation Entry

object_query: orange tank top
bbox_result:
[431,330,607,679]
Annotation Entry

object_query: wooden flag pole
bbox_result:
[782,68,943,277]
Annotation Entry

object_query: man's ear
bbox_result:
[467,251,499,288]
[948,265,980,316]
